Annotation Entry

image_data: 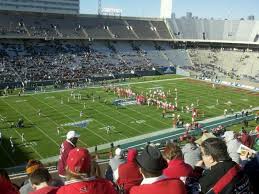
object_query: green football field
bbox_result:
[0,75,259,168]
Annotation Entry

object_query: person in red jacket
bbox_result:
[57,147,118,194]
[0,169,19,194]
[114,148,143,193]
[130,145,187,194]
[57,130,80,178]
[163,143,193,182]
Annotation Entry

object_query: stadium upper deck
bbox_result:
[168,16,259,43]
[0,10,172,40]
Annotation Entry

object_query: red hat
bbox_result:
[66,148,91,175]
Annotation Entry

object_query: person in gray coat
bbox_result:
[109,147,126,172]
[222,130,241,164]
[182,136,201,168]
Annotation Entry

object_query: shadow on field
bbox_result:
[0,136,33,169]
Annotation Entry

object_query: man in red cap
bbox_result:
[114,148,143,194]
[57,148,117,194]
[57,130,80,179]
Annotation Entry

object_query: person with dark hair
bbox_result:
[20,160,44,194]
[29,168,58,194]
[130,145,186,194]
[197,138,253,194]
[57,148,117,194]
[163,143,193,180]
[0,169,19,194]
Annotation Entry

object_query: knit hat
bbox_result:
[66,148,91,175]
[136,145,167,173]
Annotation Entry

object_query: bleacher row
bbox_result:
[0,11,172,40]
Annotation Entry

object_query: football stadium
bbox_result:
[0,0,259,193]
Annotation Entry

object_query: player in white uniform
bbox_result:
[80,111,83,118]
[224,109,228,117]
[38,109,41,116]
[106,126,111,134]
[21,133,25,142]
[57,127,60,135]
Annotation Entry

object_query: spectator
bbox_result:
[57,130,80,179]
[90,159,101,178]
[197,138,252,194]
[163,143,193,181]
[29,168,58,194]
[241,151,259,193]
[240,129,253,148]
[57,148,117,194]
[114,148,142,194]
[182,136,201,168]
[130,145,187,194]
[0,169,19,194]
[222,131,241,164]
[109,147,126,172]
[20,160,44,194]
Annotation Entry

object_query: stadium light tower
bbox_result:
[98,0,102,15]
[160,0,173,18]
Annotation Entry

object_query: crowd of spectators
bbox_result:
[1,125,259,194]
[0,40,161,84]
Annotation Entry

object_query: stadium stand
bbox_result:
[1,8,259,194]
[169,16,259,42]
[0,11,172,40]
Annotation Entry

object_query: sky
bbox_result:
[80,0,259,19]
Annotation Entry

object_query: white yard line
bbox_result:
[1,99,60,147]
[13,129,43,159]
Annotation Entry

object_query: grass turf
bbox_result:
[0,75,258,168]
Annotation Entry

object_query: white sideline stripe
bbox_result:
[126,115,255,149]
[0,77,187,98]
[1,99,60,147]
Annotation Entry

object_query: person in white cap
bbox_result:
[109,148,126,172]
[57,130,80,179]
[222,130,241,164]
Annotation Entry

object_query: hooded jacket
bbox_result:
[163,158,193,181]
[116,149,143,193]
